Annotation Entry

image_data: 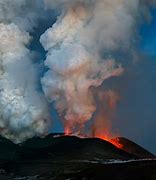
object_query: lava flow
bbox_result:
[97,135,123,149]
[64,128,123,149]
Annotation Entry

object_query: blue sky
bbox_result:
[114,8,156,153]
[140,8,156,57]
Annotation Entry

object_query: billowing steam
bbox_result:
[0,0,155,142]
[0,0,46,31]
[0,1,50,142]
[40,0,140,134]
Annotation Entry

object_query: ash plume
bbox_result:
[0,0,155,143]
[0,0,45,31]
[40,0,142,134]
[0,1,50,142]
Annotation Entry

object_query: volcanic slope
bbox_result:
[19,135,136,160]
[0,134,155,179]
[111,137,155,158]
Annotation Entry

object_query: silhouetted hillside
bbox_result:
[111,137,155,158]
[19,135,136,160]
[0,134,155,179]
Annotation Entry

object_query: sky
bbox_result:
[141,9,156,57]
[115,8,156,153]
[0,0,156,154]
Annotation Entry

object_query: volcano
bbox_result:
[110,137,155,159]
[0,134,155,180]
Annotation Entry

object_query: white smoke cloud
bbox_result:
[0,0,52,142]
[0,0,155,141]
[0,23,50,142]
[41,0,141,133]
[41,0,156,134]
[0,0,46,31]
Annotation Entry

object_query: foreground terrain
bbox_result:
[0,134,155,180]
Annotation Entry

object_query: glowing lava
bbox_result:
[64,127,71,135]
[96,135,123,149]
[64,116,123,149]
[64,128,123,149]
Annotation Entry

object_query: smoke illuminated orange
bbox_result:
[64,127,72,135]
[90,90,123,149]
[63,90,123,149]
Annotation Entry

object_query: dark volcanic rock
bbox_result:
[111,137,155,158]
[66,159,156,180]
[0,135,155,179]
[19,135,136,160]
[0,136,19,161]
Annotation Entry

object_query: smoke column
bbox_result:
[40,0,142,135]
[0,0,155,142]
[90,90,120,139]
[0,0,50,142]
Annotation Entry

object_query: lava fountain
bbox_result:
[63,90,123,149]
[97,135,123,149]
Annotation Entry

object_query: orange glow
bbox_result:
[64,127,71,135]
[90,90,123,149]
[63,90,122,149]
[64,127,123,149]
[96,134,123,149]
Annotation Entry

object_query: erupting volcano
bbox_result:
[62,88,122,149]
[64,125,123,149]
[0,0,156,179]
